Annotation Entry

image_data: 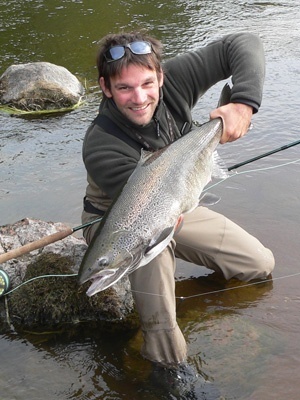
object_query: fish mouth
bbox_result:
[85,267,130,297]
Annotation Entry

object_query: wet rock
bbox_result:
[0,62,85,111]
[149,362,222,399]
[0,218,137,332]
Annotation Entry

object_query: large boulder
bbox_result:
[0,218,137,332]
[0,62,85,111]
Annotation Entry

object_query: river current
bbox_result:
[1,1,300,399]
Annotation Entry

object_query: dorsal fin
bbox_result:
[218,83,232,107]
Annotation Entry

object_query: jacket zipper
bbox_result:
[154,117,171,145]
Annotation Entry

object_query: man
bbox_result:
[81,31,274,385]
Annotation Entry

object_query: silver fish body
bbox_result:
[78,117,226,296]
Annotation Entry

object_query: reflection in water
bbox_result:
[1,0,300,399]
[175,271,274,313]
[175,273,276,397]
[1,274,276,399]
[0,271,277,399]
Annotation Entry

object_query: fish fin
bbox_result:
[212,151,229,179]
[140,148,154,162]
[126,150,154,184]
[199,192,221,206]
[145,226,175,256]
[218,83,232,107]
[140,147,169,167]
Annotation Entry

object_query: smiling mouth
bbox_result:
[130,104,149,112]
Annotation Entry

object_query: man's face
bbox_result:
[100,64,163,126]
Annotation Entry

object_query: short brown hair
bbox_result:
[96,32,163,90]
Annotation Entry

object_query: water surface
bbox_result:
[1,1,300,399]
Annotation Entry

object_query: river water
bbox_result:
[1,1,300,399]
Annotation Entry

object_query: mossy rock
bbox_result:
[7,253,138,332]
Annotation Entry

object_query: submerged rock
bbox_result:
[0,218,137,332]
[0,62,85,111]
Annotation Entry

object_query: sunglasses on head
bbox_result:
[104,41,152,63]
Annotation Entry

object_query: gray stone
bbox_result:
[0,62,85,111]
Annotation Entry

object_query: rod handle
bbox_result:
[0,228,73,264]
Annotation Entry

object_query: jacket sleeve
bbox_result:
[164,32,265,112]
[82,123,140,199]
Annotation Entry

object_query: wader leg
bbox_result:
[174,207,275,281]
[129,240,187,366]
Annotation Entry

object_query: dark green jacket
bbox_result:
[82,32,265,212]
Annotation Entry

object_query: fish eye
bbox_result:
[98,257,109,267]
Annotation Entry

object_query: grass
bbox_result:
[0,97,85,116]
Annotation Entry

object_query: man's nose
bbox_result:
[132,87,147,104]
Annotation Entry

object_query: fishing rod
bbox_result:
[228,138,300,171]
[1,138,299,263]
[0,217,103,264]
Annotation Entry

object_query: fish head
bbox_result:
[78,230,145,295]
[84,249,137,296]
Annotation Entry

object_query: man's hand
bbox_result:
[210,103,253,144]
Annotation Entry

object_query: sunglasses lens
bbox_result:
[104,41,152,62]
[129,41,152,54]
[106,46,125,61]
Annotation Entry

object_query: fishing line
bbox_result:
[3,271,300,302]
[2,157,300,299]
[3,273,78,296]
[132,271,300,300]
[204,157,300,193]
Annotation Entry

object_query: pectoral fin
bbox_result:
[145,226,175,256]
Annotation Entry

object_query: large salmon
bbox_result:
[78,85,231,295]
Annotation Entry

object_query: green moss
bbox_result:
[0,98,84,116]
[8,253,139,332]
